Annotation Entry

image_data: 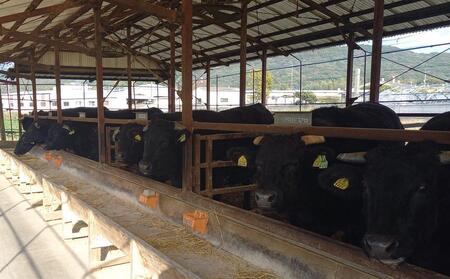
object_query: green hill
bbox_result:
[199,44,450,90]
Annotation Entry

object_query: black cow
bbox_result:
[43,108,162,161]
[229,102,403,243]
[111,108,164,165]
[338,111,450,275]
[138,104,274,188]
[14,119,53,155]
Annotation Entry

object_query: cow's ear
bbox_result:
[175,129,188,143]
[226,147,254,168]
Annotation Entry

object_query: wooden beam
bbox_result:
[127,27,132,110]
[261,49,267,105]
[105,0,177,23]
[239,1,248,107]
[15,65,22,136]
[94,4,106,164]
[370,0,384,103]
[30,52,38,121]
[181,0,193,192]
[55,46,62,123]
[206,61,211,111]
[168,25,176,113]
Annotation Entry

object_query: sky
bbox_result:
[381,26,450,54]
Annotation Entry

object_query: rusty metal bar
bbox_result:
[346,37,354,107]
[168,25,176,113]
[94,3,106,164]
[370,0,384,103]
[201,185,257,196]
[15,64,22,136]
[30,52,37,121]
[0,85,5,141]
[193,122,450,144]
[193,135,201,193]
[239,0,248,107]
[55,46,62,124]
[206,60,211,110]
[261,49,267,105]
[205,139,213,197]
[181,0,193,192]
[127,27,133,110]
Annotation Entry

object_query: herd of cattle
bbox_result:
[13,103,450,275]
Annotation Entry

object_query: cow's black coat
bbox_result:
[361,111,450,275]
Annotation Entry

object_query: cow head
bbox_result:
[45,123,75,151]
[251,134,332,211]
[138,119,187,185]
[340,143,450,265]
[113,124,144,165]
[14,120,51,155]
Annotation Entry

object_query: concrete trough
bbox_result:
[0,144,444,278]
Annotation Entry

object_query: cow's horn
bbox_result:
[253,136,264,146]
[439,151,450,164]
[336,152,367,163]
[174,122,186,130]
[301,135,325,145]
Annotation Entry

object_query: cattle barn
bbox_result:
[0,1,449,278]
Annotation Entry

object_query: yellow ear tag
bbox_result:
[178,134,186,143]
[334,178,349,190]
[134,134,142,142]
[237,155,247,167]
[312,155,328,169]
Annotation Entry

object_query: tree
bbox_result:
[294,91,317,104]
[246,69,273,103]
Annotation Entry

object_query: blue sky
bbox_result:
[382,26,450,53]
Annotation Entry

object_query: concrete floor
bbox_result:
[0,175,129,279]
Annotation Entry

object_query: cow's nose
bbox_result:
[255,190,278,209]
[363,234,399,260]
[115,152,124,161]
[138,160,152,175]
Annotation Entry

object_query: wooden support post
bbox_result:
[239,0,248,107]
[168,25,176,113]
[30,52,37,121]
[346,38,354,107]
[181,0,193,192]
[0,85,5,141]
[370,0,384,103]
[94,4,106,163]
[55,46,62,123]
[206,60,211,110]
[15,65,22,136]
[127,27,132,110]
[261,49,267,105]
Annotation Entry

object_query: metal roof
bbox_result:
[0,0,449,74]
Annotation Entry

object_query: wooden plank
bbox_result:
[193,135,201,193]
[205,139,213,197]
[203,184,257,196]
[370,0,384,102]
[193,122,450,144]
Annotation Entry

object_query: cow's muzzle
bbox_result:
[363,234,404,264]
[255,190,279,209]
[138,160,152,176]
